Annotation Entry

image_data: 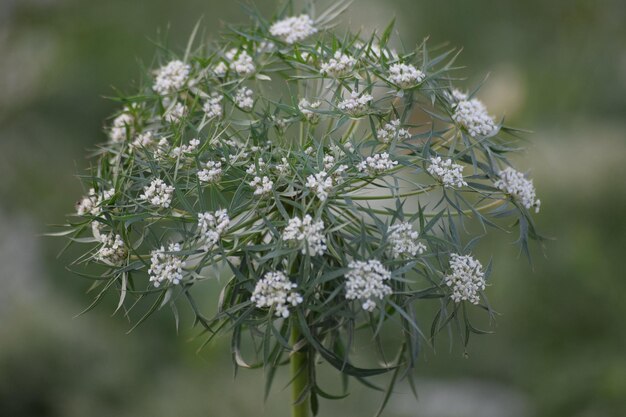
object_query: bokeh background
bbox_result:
[1,0,625,416]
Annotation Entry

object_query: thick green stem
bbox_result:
[290,322,309,417]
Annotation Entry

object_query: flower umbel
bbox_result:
[444,254,486,305]
[494,167,541,212]
[345,260,393,312]
[251,271,303,318]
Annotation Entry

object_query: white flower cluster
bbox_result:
[427,156,468,188]
[203,94,223,119]
[153,60,190,95]
[228,50,256,77]
[164,101,187,123]
[235,87,254,111]
[446,89,468,103]
[96,233,127,266]
[198,160,223,183]
[148,243,186,287]
[170,138,200,158]
[197,209,230,250]
[269,14,317,44]
[345,260,393,312]
[388,63,425,89]
[282,215,327,256]
[357,152,398,175]
[444,253,485,304]
[377,119,411,143]
[76,188,115,216]
[494,167,541,213]
[109,112,134,143]
[251,271,303,318]
[305,171,333,201]
[337,91,373,116]
[249,176,274,196]
[320,51,356,78]
[387,222,426,259]
[452,98,496,138]
[140,179,175,208]
[299,98,321,123]
[130,131,154,151]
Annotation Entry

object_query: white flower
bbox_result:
[337,91,373,116]
[109,112,134,143]
[305,171,333,201]
[299,98,321,123]
[444,253,485,304]
[213,61,228,77]
[197,160,223,183]
[229,50,256,77]
[387,222,426,259]
[130,131,154,151]
[140,179,175,208]
[148,243,186,287]
[494,167,541,213]
[96,233,127,266]
[345,260,392,312]
[269,14,317,44]
[452,98,496,138]
[251,271,303,318]
[164,101,187,123]
[203,94,223,119]
[153,60,190,95]
[357,152,398,175]
[235,87,254,111]
[249,176,273,196]
[282,215,327,256]
[320,51,356,78]
[171,138,200,157]
[197,209,230,250]
[426,156,468,188]
[446,89,468,103]
[76,188,115,216]
[274,157,290,175]
[377,119,411,143]
[388,63,424,89]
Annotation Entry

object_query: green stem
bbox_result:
[290,321,309,417]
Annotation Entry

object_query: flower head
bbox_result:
[197,209,230,250]
[140,179,174,208]
[251,271,303,318]
[153,60,190,95]
[357,153,398,175]
[282,215,327,256]
[388,63,424,89]
[377,119,411,143]
[337,91,373,116]
[494,167,541,212]
[269,15,317,44]
[249,175,274,196]
[345,260,392,311]
[320,51,356,78]
[96,233,127,266]
[427,156,468,188]
[305,171,333,201]
[387,222,426,259]
[148,243,186,287]
[198,160,223,183]
[452,98,496,138]
[444,254,486,304]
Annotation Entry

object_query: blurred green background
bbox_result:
[1,0,625,416]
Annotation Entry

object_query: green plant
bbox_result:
[54,2,543,416]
